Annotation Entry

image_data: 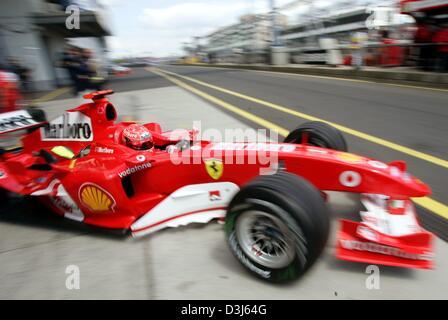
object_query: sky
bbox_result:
[98,0,383,58]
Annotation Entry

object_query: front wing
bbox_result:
[336,194,434,269]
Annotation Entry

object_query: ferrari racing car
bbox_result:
[0,90,434,283]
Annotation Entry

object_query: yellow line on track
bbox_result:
[149,67,448,221]
[413,197,448,220]
[151,68,290,136]
[176,64,448,93]
[252,69,448,93]
[156,67,448,170]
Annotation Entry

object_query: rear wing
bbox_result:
[0,109,47,135]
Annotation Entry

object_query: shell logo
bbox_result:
[79,184,116,213]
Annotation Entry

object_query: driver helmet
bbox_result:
[122,124,154,151]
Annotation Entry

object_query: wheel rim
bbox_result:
[235,210,296,269]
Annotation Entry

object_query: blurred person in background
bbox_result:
[350,31,368,69]
[433,24,448,72]
[62,46,84,96]
[59,0,87,10]
[0,64,21,112]
[6,57,32,93]
[59,0,73,10]
[73,48,90,93]
[62,47,105,96]
[379,30,403,67]
[415,21,434,71]
[80,48,104,91]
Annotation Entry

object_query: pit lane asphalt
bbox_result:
[1,67,448,299]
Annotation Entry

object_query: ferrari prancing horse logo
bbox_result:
[205,158,223,180]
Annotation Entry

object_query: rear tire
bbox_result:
[225,172,330,283]
[26,107,47,134]
[27,107,47,123]
[284,121,347,152]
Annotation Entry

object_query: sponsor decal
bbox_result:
[229,232,271,279]
[0,170,6,179]
[50,184,84,221]
[125,130,150,141]
[414,178,424,185]
[389,199,405,209]
[211,142,296,153]
[69,159,77,170]
[387,199,407,215]
[30,179,60,196]
[356,226,379,242]
[368,160,388,169]
[361,213,378,225]
[390,166,401,177]
[41,112,92,141]
[307,148,328,154]
[95,147,114,154]
[339,171,362,187]
[136,155,146,162]
[402,172,412,183]
[118,162,152,178]
[35,176,48,184]
[50,196,82,217]
[0,111,37,133]
[209,190,221,201]
[340,239,433,261]
[79,183,116,212]
[205,158,224,180]
[190,145,202,151]
[337,152,364,163]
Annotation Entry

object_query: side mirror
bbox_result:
[78,145,91,158]
[51,146,75,160]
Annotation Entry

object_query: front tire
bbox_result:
[225,172,330,283]
[284,121,347,152]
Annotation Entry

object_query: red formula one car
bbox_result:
[0,90,434,282]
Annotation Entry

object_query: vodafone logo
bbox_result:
[356,226,378,242]
[339,171,361,188]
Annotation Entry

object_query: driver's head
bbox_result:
[122,124,154,151]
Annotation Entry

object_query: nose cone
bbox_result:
[385,171,431,198]
[367,159,431,198]
[409,177,432,197]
